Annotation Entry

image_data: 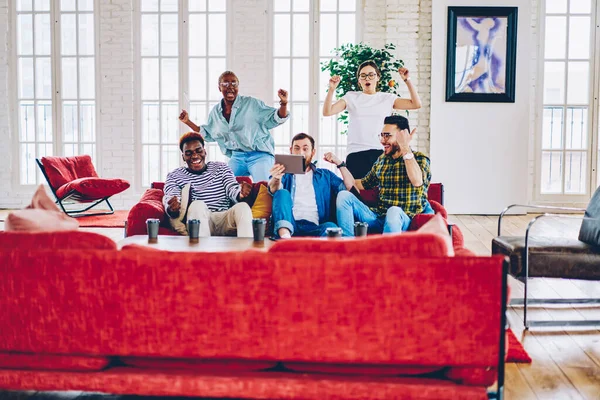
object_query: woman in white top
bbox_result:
[323,60,422,178]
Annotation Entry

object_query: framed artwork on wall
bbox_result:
[445,6,518,103]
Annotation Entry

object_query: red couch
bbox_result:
[126,180,464,249]
[0,230,506,399]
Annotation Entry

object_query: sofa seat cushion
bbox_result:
[269,232,449,257]
[579,185,600,246]
[0,231,117,250]
[120,357,276,372]
[55,177,130,201]
[282,362,441,376]
[0,352,110,371]
[492,236,600,279]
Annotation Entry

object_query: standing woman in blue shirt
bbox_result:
[179,71,290,181]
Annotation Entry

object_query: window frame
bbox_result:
[267,0,362,170]
[134,0,232,190]
[534,0,600,205]
[9,0,101,188]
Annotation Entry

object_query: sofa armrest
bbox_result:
[498,204,585,236]
[126,189,167,237]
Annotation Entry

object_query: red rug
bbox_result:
[506,328,532,363]
[75,210,129,228]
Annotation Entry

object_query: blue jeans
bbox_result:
[228,151,274,182]
[272,189,338,237]
[336,191,433,237]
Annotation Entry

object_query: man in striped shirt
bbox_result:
[163,132,253,237]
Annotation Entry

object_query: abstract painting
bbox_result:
[446,7,518,102]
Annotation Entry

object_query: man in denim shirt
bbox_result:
[269,133,351,238]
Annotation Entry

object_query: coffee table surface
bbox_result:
[118,235,275,252]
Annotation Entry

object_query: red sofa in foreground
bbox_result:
[0,230,506,399]
[126,180,464,249]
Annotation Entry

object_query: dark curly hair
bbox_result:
[179,132,205,151]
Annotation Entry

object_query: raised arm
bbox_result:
[268,164,285,194]
[398,128,424,187]
[393,68,422,110]
[178,109,201,133]
[322,152,361,191]
[322,75,347,116]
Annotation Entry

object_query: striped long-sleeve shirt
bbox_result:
[163,162,241,214]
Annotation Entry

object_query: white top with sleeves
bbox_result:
[342,91,397,155]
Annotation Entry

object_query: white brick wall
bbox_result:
[0,0,540,209]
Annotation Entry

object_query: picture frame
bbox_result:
[445,6,518,103]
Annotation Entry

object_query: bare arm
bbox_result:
[322,152,362,191]
[277,89,289,119]
[322,75,347,116]
[398,128,424,187]
[393,68,422,110]
[178,110,201,133]
[268,164,285,194]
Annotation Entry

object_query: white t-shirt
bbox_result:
[342,91,397,155]
[292,171,319,225]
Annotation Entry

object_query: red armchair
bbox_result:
[36,155,130,217]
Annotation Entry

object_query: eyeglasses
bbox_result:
[184,147,205,157]
[219,81,239,88]
[379,132,393,140]
[358,73,378,80]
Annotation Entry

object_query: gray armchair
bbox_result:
[492,187,600,329]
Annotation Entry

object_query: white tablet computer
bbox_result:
[274,154,306,175]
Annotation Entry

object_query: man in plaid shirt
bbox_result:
[323,115,434,236]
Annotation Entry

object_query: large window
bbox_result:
[272,0,357,171]
[14,0,97,185]
[538,0,599,201]
[139,0,227,187]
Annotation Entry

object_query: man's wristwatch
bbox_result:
[336,161,347,169]
[402,152,414,161]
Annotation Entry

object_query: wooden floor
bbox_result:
[0,213,599,400]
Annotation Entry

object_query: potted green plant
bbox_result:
[320,43,405,132]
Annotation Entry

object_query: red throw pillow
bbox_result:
[4,185,79,232]
[416,214,454,256]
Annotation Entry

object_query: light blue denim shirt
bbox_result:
[201,95,290,158]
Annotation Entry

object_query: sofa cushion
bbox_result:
[416,214,454,256]
[0,231,116,250]
[41,155,98,189]
[269,232,448,257]
[282,362,441,376]
[0,352,110,371]
[120,357,276,372]
[55,177,130,201]
[251,184,272,220]
[579,185,600,247]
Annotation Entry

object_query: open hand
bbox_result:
[239,181,252,199]
[398,67,410,82]
[270,163,286,180]
[179,109,189,124]
[328,76,341,90]
[323,152,341,165]
[277,89,288,104]
[167,196,181,215]
[398,128,417,151]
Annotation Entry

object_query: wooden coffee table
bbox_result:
[118,235,275,252]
